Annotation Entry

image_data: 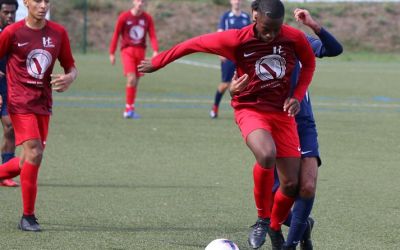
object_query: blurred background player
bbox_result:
[138,1,315,249]
[0,0,18,187]
[233,2,343,249]
[0,0,77,231]
[209,0,251,119]
[109,0,158,119]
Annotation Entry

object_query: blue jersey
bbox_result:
[218,11,251,31]
[291,28,343,121]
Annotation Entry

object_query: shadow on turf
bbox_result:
[39,183,220,189]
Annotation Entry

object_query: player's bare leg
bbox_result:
[246,129,276,249]
[0,115,17,187]
[124,73,140,119]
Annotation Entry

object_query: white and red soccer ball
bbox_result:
[205,239,239,250]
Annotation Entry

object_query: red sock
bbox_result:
[270,188,295,231]
[125,86,137,112]
[0,157,21,179]
[253,163,274,219]
[20,162,40,216]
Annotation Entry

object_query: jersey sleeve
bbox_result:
[109,13,124,54]
[147,14,159,52]
[152,30,239,70]
[292,32,316,102]
[0,28,13,59]
[311,28,343,58]
[58,29,75,71]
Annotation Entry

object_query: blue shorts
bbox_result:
[296,118,321,166]
[0,81,8,117]
[221,60,235,83]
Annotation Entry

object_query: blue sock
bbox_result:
[2,152,15,164]
[213,90,224,107]
[284,196,315,247]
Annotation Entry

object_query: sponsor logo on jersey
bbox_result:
[26,49,52,80]
[17,42,29,47]
[129,25,145,43]
[42,37,55,48]
[255,54,286,81]
[127,21,133,25]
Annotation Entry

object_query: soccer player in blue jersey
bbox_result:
[231,4,343,249]
[209,0,251,119]
[0,0,18,187]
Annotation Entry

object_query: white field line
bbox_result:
[54,95,400,109]
[176,59,219,69]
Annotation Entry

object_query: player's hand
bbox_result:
[283,97,300,117]
[0,70,4,79]
[138,59,156,73]
[152,51,158,58]
[0,95,2,109]
[109,54,116,65]
[229,72,249,97]
[219,56,227,62]
[294,8,321,33]
[51,73,74,92]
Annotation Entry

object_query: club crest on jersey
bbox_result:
[255,55,286,81]
[42,37,55,48]
[129,25,145,42]
[26,49,52,80]
[139,19,145,26]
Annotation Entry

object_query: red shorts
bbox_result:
[234,108,300,158]
[10,113,50,147]
[121,46,145,77]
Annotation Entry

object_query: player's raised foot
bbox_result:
[268,226,284,250]
[300,217,314,250]
[248,217,270,249]
[18,215,41,232]
[0,179,19,187]
[123,110,141,119]
[209,105,218,119]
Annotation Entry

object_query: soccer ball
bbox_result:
[205,239,239,250]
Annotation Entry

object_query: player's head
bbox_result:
[253,0,284,43]
[23,0,49,21]
[0,0,18,28]
[230,0,241,11]
[132,0,146,12]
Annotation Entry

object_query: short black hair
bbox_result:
[0,0,19,10]
[253,0,284,19]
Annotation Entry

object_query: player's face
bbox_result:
[230,0,241,10]
[133,0,146,11]
[255,14,283,43]
[24,0,50,20]
[0,4,17,28]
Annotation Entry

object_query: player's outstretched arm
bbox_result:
[138,59,156,73]
[229,72,249,97]
[294,8,343,57]
[51,67,78,92]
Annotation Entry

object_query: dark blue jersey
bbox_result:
[292,27,343,120]
[218,11,251,31]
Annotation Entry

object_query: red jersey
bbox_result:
[152,24,315,113]
[109,11,158,54]
[0,20,75,115]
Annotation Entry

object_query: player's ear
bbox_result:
[23,0,28,7]
[252,10,258,22]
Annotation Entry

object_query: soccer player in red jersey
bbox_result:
[109,0,159,119]
[0,0,77,231]
[139,0,315,249]
[0,0,18,187]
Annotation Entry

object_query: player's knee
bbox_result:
[299,181,316,198]
[280,180,299,197]
[26,147,44,165]
[256,149,276,168]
